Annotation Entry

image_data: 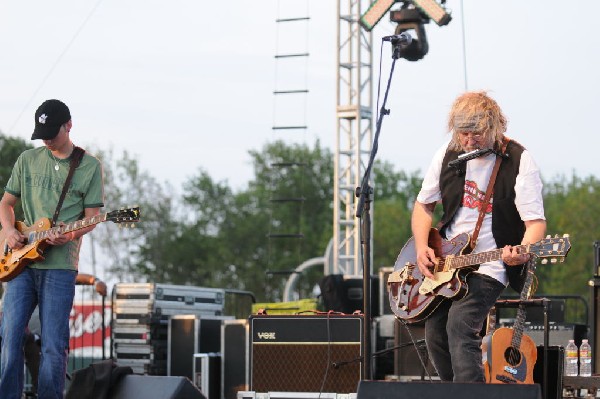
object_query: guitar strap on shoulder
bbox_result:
[469,137,510,251]
[51,146,86,227]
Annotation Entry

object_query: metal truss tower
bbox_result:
[331,0,373,277]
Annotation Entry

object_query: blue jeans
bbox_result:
[0,268,76,399]
[424,272,505,382]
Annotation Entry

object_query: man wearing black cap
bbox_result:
[0,99,104,398]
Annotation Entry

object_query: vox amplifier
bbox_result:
[249,314,363,393]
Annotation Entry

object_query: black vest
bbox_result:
[438,139,527,292]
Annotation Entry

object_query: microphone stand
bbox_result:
[355,40,403,381]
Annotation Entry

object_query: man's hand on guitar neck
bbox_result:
[46,223,75,247]
[501,245,531,266]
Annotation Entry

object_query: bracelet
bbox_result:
[70,232,76,241]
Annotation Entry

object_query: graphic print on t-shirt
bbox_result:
[462,180,492,213]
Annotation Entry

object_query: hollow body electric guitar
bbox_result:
[387,228,571,323]
[0,207,140,282]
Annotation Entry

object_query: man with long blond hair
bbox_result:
[411,91,546,382]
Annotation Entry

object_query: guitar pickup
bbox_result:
[387,271,402,283]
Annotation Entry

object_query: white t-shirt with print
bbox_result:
[416,140,545,286]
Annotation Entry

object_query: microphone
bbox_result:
[448,148,492,169]
[382,32,412,45]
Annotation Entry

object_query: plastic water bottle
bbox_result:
[579,339,592,377]
[565,339,578,376]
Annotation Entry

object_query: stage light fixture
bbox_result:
[412,0,451,26]
[389,6,429,61]
[360,0,396,31]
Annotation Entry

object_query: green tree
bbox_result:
[176,140,334,302]
[0,133,33,220]
[536,174,600,299]
[372,161,423,271]
[88,147,176,282]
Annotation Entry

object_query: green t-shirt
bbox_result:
[4,146,104,270]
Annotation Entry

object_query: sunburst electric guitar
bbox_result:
[0,207,140,282]
[387,229,571,323]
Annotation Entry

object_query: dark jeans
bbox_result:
[424,272,505,382]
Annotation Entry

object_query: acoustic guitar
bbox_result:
[485,259,539,383]
[0,207,140,282]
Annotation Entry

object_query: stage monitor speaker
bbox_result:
[319,274,380,316]
[393,319,436,378]
[221,319,249,399]
[110,375,206,399]
[250,314,363,393]
[356,380,542,399]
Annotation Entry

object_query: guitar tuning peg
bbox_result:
[541,259,548,264]
[564,234,570,238]
[550,258,557,264]
[130,223,136,228]
[545,235,551,239]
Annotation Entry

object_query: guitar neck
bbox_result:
[510,261,538,348]
[33,213,108,242]
[447,244,528,270]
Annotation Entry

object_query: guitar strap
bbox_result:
[51,146,86,227]
[469,137,510,251]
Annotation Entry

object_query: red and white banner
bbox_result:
[69,301,112,358]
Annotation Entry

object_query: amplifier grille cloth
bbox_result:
[252,343,360,393]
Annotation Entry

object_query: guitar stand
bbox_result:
[494,298,550,399]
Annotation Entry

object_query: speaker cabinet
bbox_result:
[521,323,588,347]
[168,315,229,380]
[249,314,363,393]
[378,267,394,315]
[193,353,220,399]
[319,275,380,316]
[590,276,600,373]
[111,375,206,399]
[372,315,395,380]
[533,345,564,399]
[221,319,249,399]
[356,380,542,399]
[393,319,436,378]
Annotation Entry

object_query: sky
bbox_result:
[1,1,600,279]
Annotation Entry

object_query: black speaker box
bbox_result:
[533,345,564,399]
[249,314,363,393]
[356,380,542,399]
[522,323,587,347]
[590,276,600,373]
[110,375,206,399]
[221,319,249,399]
[319,274,380,316]
[393,319,436,378]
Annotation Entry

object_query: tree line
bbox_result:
[1,133,598,305]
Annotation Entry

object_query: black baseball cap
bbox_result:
[31,99,71,140]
